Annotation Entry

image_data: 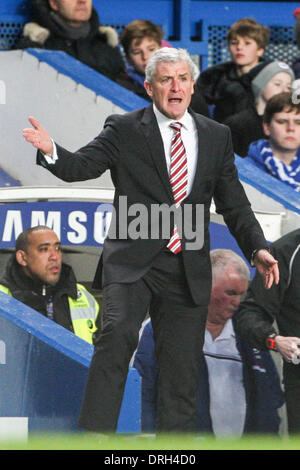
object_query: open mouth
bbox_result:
[49,266,60,274]
[168,98,182,104]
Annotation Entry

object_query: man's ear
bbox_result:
[144,81,153,98]
[48,0,59,12]
[16,250,27,267]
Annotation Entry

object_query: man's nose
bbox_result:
[171,79,180,91]
[49,249,59,260]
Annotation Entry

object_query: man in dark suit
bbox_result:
[23,47,279,434]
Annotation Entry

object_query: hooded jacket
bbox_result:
[15,0,125,81]
[0,254,99,341]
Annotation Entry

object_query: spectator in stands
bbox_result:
[133,249,284,436]
[117,20,166,101]
[196,18,270,122]
[224,61,294,157]
[246,92,300,192]
[15,0,125,81]
[117,19,209,116]
[235,228,300,434]
[0,226,99,344]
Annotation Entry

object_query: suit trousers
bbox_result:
[78,249,208,433]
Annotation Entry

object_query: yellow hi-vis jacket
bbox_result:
[0,283,99,344]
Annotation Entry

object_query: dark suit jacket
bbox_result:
[37,105,268,305]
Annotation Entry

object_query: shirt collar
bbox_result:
[153,103,193,131]
[218,319,236,340]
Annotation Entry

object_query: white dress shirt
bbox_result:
[153,104,198,196]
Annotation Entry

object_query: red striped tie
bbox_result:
[167,121,188,254]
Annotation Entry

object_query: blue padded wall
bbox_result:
[0,292,141,434]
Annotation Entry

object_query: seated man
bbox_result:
[133,249,284,436]
[246,91,300,192]
[0,225,99,344]
[16,0,125,81]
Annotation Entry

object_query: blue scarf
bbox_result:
[126,64,145,87]
[260,141,300,192]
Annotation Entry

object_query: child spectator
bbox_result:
[246,91,300,192]
[117,20,164,101]
[196,18,270,122]
[225,61,294,157]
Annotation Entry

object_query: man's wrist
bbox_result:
[250,247,270,267]
[265,333,278,351]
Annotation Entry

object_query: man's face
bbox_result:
[128,37,161,75]
[263,108,300,152]
[229,35,264,70]
[144,61,195,120]
[49,0,92,25]
[17,229,62,286]
[208,269,248,325]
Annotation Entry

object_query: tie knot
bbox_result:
[170,122,182,133]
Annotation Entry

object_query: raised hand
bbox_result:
[23,116,53,155]
[253,248,280,289]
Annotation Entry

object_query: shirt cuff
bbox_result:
[42,139,57,164]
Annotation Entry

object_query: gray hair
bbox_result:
[145,47,199,84]
[210,249,250,281]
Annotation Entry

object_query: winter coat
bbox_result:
[236,229,300,390]
[0,255,99,340]
[224,104,264,157]
[15,0,125,81]
[196,59,271,123]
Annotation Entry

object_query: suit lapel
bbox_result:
[185,109,211,202]
[140,106,174,202]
